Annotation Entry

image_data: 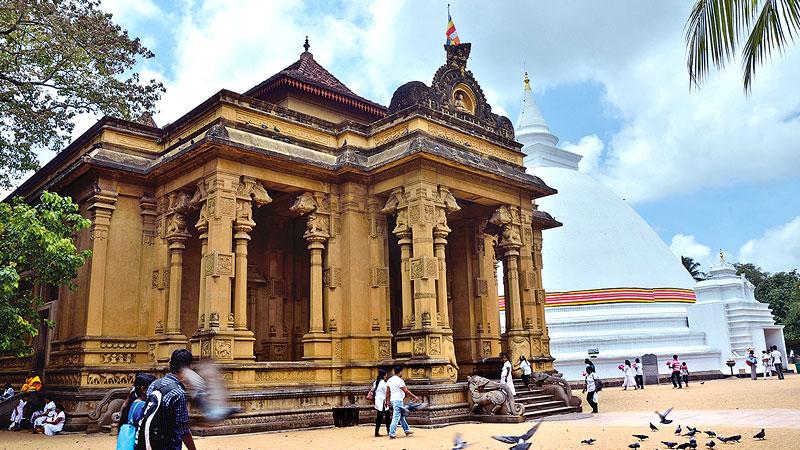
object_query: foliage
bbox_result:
[0,0,164,189]
[0,191,90,355]
[685,0,800,93]
[681,256,706,281]
[735,262,800,350]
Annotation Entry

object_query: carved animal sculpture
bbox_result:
[466,375,524,416]
[530,371,581,407]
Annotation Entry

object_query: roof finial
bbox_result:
[303,36,310,53]
[523,71,530,89]
[719,249,725,262]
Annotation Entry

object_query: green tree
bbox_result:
[685,0,800,92]
[681,256,706,281]
[734,262,770,287]
[754,270,800,325]
[0,192,90,355]
[0,0,164,189]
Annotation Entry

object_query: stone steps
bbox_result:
[509,382,582,421]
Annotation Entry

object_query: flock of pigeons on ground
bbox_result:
[450,407,767,449]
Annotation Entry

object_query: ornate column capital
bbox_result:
[433,185,460,238]
[166,191,192,245]
[235,176,272,236]
[88,184,118,241]
[489,204,522,253]
[291,191,330,242]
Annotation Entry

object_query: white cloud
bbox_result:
[562,135,604,174]
[738,216,800,272]
[669,233,712,265]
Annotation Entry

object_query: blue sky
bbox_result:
[35,0,800,273]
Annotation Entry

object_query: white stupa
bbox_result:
[516,73,722,380]
[690,252,787,375]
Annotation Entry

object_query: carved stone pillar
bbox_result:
[234,177,272,331]
[381,188,413,330]
[433,186,460,329]
[190,180,208,332]
[165,191,192,335]
[85,185,117,336]
[290,191,331,360]
[138,193,157,336]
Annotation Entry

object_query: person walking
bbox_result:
[371,368,391,437]
[771,345,785,380]
[746,350,759,380]
[582,366,600,413]
[667,355,682,388]
[386,366,420,439]
[518,355,532,390]
[633,358,644,389]
[138,349,197,450]
[500,353,516,396]
[680,362,690,387]
[117,373,156,450]
[620,360,637,390]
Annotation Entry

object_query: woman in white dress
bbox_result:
[620,359,637,390]
[500,353,516,397]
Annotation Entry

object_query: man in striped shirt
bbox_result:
[667,355,682,388]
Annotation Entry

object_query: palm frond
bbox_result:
[685,0,760,89]
[742,0,800,92]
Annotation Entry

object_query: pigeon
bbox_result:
[753,429,765,440]
[650,423,660,432]
[182,362,241,423]
[675,425,682,435]
[580,438,596,445]
[704,431,717,438]
[661,442,679,449]
[628,443,641,449]
[491,422,541,445]
[633,434,649,441]
[676,443,692,449]
[452,433,469,450]
[700,381,705,385]
[510,445,532,450]
[705,441,715,448]
[684,429,698,437]
[657,407,675,424]
[689,436,698,448]
[400,401,429,417]
[717,435,742,444]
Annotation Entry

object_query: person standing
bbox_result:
[518,355,532,390]
[7,394,27,431]
[667,355,682,388]
[117,373,156,450]
[138,349,197,450]
[584,358,596,373]
[771,345,785,380]
[746,350,759,380]
[582,366,600,413]
[620,360,637,390]
[761,350,772,379]
[371,369,390,437]
[386,366,420,439]
[500,353,516,396]
[633,358,644,389]
[680,362,690,387]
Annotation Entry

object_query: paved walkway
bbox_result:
[546,409,800,429]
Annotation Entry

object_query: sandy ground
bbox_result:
[2,375,799,450]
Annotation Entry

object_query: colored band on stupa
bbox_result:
[544,287,696,307]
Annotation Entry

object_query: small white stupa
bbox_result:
[516,73,722,380]
[690,251,787,375]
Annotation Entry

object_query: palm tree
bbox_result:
[681,256,706,281]
[685,0,800,92]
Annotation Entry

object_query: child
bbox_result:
[680,362,690,387]
[633,358,644,389]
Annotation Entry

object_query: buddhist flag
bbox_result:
[446,8,461,46]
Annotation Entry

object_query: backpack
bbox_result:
[134,381,182,450]
[594,375,603,392]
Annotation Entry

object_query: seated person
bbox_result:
[31,396,56,429]
[1,382,14,401]
[36,405,65,436]
[21,372,42,392]
[7,394,28,431]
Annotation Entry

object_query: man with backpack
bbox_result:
[136,349,196,450]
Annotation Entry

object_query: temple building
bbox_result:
[515,73,722,380]
[690,252,787,375]
[0,41,568,432]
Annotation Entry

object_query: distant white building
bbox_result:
[515,73,722,380]
[690,253,787,375]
